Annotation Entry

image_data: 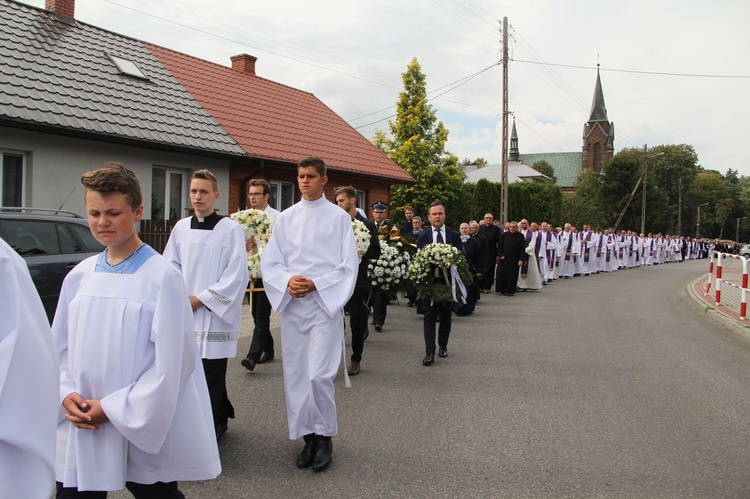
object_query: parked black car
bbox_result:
[0,208,104,323]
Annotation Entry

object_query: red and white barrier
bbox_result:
[705,251,749,320]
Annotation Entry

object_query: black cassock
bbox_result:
[495,231,527,295]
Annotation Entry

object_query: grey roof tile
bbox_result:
[0,0,244,156]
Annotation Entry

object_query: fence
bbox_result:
[704,251,749,320]
[139,219,177,254]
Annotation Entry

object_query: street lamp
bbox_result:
[737,216,747,246]
[696,202,709,239]
[640,147,666,235]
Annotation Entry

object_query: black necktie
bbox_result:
[436,229,444,243]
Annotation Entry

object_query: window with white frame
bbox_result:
[356,190,366,212]
[1,152,24,207]
[151,167,186,220]
[269,181,295,212]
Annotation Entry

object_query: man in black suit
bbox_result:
[478,213,502,294]
[335,186,380,376]
[417,201,463,366]
[370,201,390,332]
[496,221,526,296]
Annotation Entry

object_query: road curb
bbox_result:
[685,278,750,340]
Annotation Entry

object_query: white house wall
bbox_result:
[0,126,231,219]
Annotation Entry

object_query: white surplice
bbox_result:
[261,196,358,440]
[518,230,543,290]
[53,256,220,491]
[0,238,58,499]
[163,217,248,359]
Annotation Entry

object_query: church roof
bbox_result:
[519,152,583,188]
[588,67,609,122]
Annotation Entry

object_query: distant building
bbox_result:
[514,67,615,191]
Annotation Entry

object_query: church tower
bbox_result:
[509,118,519,161]
[581,65,614,172]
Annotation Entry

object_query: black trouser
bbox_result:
[405,279,417,304]
[245,283,274,361]
[372,288,388,327]
[202,358,234,428]
[56,481,184,498]
[423,297,452,353]
[480,258,496,289]
[345,285,369,362]
[496,260,521,294]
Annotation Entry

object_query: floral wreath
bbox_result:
[368,239,412,291]
[409,242,472,304]
[230,208,275,280]
[352,219,371,263]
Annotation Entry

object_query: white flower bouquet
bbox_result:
[367,240,411,291]
[409,242,472,303]
[230,208,275,279]
[352,219,371,263]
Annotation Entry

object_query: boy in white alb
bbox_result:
[0,237,58,499]
[53,163,220,498]
[163,169,248,441]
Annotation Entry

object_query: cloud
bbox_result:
[17,0,750,175]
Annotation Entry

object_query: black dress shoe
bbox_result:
[312,437,333,472]
[422,352,435,366]
[374,324,382,332]
[257,350,274,363]
[240,357,256,371]
[438,347,448,358]
[296,435,317,468]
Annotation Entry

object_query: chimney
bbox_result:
[230,54,257,76]
[45,0,75,18]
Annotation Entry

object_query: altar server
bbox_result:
[0,237,58,499]
[53,163,220,496]
[261,156,358,472]
[163,169,248,441]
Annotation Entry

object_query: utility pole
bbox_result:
[640,144,648,235]
[677,177,682,235]
[500,16,509,225]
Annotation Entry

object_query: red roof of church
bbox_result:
[146,44,413,183]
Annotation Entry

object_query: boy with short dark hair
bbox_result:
[53,162,220,497]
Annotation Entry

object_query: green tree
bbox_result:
[471,179,500,220]
[532,160,556,182]
[373,57,462,226]
[563,170,605,228]
[688,171,730,238]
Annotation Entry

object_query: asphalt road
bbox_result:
[115,259,750,498]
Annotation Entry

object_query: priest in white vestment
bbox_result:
[163,170,249,441]
[261,157,358,473]
[518,222,543,290]
[558,224,576,278]
[0,237,58,499]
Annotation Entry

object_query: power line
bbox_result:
[351,62,500,129]
[512,59,750,79]
[104,0,402,89]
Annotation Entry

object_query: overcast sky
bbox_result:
[19,0,750,175]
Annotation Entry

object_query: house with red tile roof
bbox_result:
[147,47,413,214]
[0,0,411,228]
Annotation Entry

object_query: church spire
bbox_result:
[588,64,608,122]
[581,63,614,173]
[509,118,519,161]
